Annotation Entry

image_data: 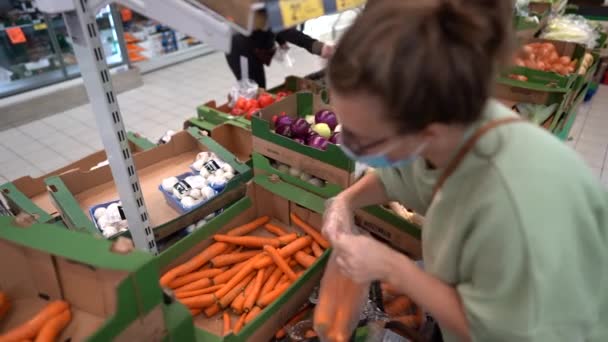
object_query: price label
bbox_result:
[203,160,221,173]
[33,23,48,31]
[173,180,192,196]
[335,0,365,11]
[278,0,325,28]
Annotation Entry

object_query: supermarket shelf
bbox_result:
[136,43,215,74]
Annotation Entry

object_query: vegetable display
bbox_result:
[513,42,577,77]
[381,283,424,330]
[0,299,72,342]
[270,159,326,188]
[91,201,128,238]
[541,15,600,49]
[230,92,291,120]
[273,110,342,151]
[159,214,327,335]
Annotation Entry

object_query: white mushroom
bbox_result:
[93,207,107,220]
[189,188,202,200]
[161,177,179,191]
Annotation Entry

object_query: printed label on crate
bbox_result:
[355,216,392,242]
[278,0,324,28]
[117,205,126,220]
[173,180,193,196]
[203,160,222,173]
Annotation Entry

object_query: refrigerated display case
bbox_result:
[0,4,127,98]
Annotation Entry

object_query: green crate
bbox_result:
[267,75,328,97]
[0,132,155,224]
[197,101,252,130]
[44,129,252,240]
[157,175,421,342]
[0,216,174,341]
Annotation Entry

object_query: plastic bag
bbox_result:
[541,14,600,49]
[274,46,295,68]
[228,56,260,107]
[515,0,530,17]
[314,253,370,342]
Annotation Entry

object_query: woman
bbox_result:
[226,28,333,88]
[323,1,608,341]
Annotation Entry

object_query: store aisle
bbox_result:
[0,47,324,182]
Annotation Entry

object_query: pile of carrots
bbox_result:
[381,283,424,329]
[160,213,329,336]
[0,295,72,342]
[510,42,578,82]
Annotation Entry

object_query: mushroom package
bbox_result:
[92,201,129,238]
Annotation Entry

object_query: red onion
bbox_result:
[290,118,311,138]
[314,110,338,131]
[275,124,292,138]
[308,135,329,151]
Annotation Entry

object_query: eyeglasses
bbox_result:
[341,128,394,155]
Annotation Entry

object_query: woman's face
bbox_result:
[331,91,425,162]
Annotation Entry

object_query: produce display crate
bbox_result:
[268,75,328,97]
[0,132,155,224]
[553,80,591,140]
[209,122,254,166]
[0,215,194,341]
[196,101,252,131]
[44,129,252,240]
[156,175,421,342]
[254,92,364,189]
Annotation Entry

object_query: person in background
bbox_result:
[322,0,608,341]
[225,28,333,88]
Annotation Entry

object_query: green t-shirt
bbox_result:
[375,99,608,342]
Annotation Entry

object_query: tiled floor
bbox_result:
[0,47,325,183]
[0,49,607,189]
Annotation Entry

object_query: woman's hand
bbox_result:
[333,233,399,283]
[321,44,335,59]
[322,195,354,242]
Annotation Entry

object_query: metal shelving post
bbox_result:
[63,0,157,254]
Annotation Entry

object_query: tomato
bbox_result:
[243,99,259,111]
[258,93,275,108]
[245,107,260,120]
[231,108,245,116]
[235,97,248,110]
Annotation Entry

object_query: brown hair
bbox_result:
[328,0,513,132]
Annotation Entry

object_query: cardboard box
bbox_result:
[0,215,188,341]
[196,101,252,131]
[45,129,252,240]
[254,92,361,189]
[209,123,253,166]
[268,75,328,97]
[0,132,154,224]
[156,175,421,341]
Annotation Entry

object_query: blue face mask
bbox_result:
[340,141,428,169]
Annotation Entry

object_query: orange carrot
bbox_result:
[204,304,221,318]
[314,257,342,336]
[264,223,288,236]
[311,242,323,257]
[213,235,281,248]
[34,309,71,342]
[0,300,69,341]
[179,294,215,309]
[214,262,256,299]
[385,296,413,316]
[231,293,247,314]
[393,314,423,329]
[210,250,260,268]
[303,247,313,255]
[175,284,225,299]
[233,313,247,334]
[264,245,297,281]
[260,267,283,297]
[294,251,316,268]
[253,236,312,269]
[277,233,298,246]
[160,242,229,286]
[290,213,330,248]
[0,292,10,320]
[257,282,290,307]
[174,277,213,293]
[245,306,262,323]
[223,311,231,335]
[275,304,312,339]
[227,216,270,236]
[213,261,248,285]
[243,269,265,312]
[189,308,202,316]
[219,273,255,309]
[168,269,223,289]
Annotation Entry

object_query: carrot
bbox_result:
[214,258,258,299]
[175,284,225,299]
[385,296,413,316]
[160,242,229,286]
[305,330,317,338]
[294,251,316,268]
[277,233,298,245]
[189,309,201,316]
[314,258,342,336]
[264,223,288,236]
[168,269,223,289]
[0,292,10,320]
[0,300,69,341]
[245,306,261,323]
[257,282,290,307]
[243,269,265,312]
[253,236,312,269]
[231,293,246,314]
[213,261,248,285]
[175,277,213,293]
[227,216,270,236]
[218,273,255,309]
[290,213,330,248]
[213,235,281,248]
[210,250,260,268]
[233,313,247,334]
[264,245,297,281]
[303,247,313,255]
[34,309,71,342]
[223,311,231,336]
[179,294,215,309]
[325,275,368,342]
[260,267,283,297]
[393,314,423,329]
[204,304,220,318]
[275,304,312,339]
[311,242,323,257]
[381,283,402,297]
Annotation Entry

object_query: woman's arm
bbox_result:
[275,29,324,55]
[338,172,391,209]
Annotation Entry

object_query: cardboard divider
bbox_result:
[45,130,251,240]
[0,134,153,224]
[268,75,327,96]
[210,123,253,164]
